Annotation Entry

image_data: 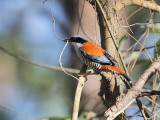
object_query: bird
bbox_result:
[64,36,150,117]
[64,35,132,85]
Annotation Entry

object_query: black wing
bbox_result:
[104,51,118,65]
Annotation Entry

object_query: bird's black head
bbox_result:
[64,35,88,44]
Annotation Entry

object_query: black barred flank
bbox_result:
[81,55,101,73]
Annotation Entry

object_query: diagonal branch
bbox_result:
[114,0,160,12]
[0,46,79,74]
[104,57,160,120]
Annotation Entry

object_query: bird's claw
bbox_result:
[78,73,88,82]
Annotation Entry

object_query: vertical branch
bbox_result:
[72,64,87,120]
[96,0,128,75]
[72,76,86,120]
[95,1,123,119]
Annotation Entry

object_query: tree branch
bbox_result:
[0,46,79,74]
[139,89,160,97]
[104,57,160,120]
[95,0,129,75]
[72,64,88,120]
[121,44,160,52]
[72,76,86,120]
[114,0,160,12]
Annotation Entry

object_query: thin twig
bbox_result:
[59,40,79,81]
[59,41,87,120]
[130,26,150,71]
[0,104,38,120]
[120,26,153,62]
[122,22,150,27]
[51,0,63,40]
[145,96,160,108]
[114,9,153,63]
[0,46,79,74]
[142,105,160,119]
[126,7,143,21]
[121,44,160,52]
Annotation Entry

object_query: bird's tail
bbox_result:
[120,73,133,87]
[101,65,132,87]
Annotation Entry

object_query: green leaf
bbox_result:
[136,59,151,66]
[40,116,70,120]
[140,23,160,33]
[154,39,160,58]
[148,23,160,33]
[119,34,127,43]
[78,118,87,120]
[140,25,146,29]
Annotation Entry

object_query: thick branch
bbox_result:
[104,57,160,120]
[114,0,160,12]
[96,0,129,75]
[72,76,86,120]
[0,46,79,74]
[72,64,88,120]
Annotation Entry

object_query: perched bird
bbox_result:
[65,35,132,84]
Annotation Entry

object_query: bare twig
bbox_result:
[59,41,87,120]
[0,46,79,74]
[51,0,63,40]
[120,26,153,62]
[59,41,80,81]
[142,105,160,119]
[121,44,160,52]
[72,76,86,120]
[104,57,160,120]
[0,104,38,120]
[114,0,160,12]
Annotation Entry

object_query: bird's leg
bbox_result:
[79,64,88,74]
[78,64,88,81]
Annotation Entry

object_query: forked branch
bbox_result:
[104,57,160,120]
